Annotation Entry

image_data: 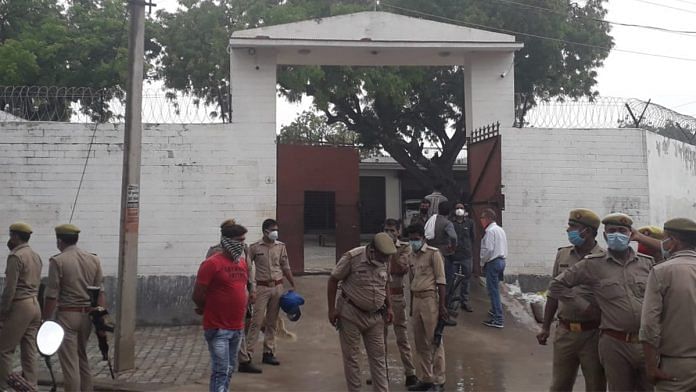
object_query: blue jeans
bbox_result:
[485,258,506,323]
[452,257,472,303]
[204,328,243,392]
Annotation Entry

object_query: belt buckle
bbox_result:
[569,322,582,332]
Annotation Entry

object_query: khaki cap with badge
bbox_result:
[638,225,666,240]
[9,222,33,234]
[602,213,633,228]
[55,224,81,235]
[568,208,601,230]
[663,218,696,233]
[373,232,397,255]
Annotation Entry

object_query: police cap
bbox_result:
[9,222,32,234]
[663,218,696,234]
[55,224,81,235]
[602,213,633,228]
[568,209,600,230]
[373,232,397,255]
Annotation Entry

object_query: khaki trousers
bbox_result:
[655,356,696,392]
[551,325,606,392]
[339,313,388,392]
[57,310,94,392]
[388,294,416,377]
[242,284,283,361]
[0,297,41,390]
[411,293,445,385]
[598,333,652,392]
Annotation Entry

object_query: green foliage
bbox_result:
[0,0,158,120]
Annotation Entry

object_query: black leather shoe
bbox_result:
[429,383,445,391]
[405,375,419,387]
[461,302,473,312]
[408,381,434,391]
[443,318,457,327]
[262,353,280,366]
[238,361,263,373]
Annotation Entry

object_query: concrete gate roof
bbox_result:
[230,11,523,66]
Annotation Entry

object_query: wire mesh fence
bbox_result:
[0,86,231,124]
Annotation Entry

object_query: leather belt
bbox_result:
[412,290,436,299]
[58,306,92,313]
[559,319,600,332]
[390,287,404,296]
[602,329,640,343]
[256,279,283,287]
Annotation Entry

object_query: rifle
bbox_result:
[88,286,115,379]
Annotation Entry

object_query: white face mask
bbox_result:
[455,209,467,217]
[268,230,279,241]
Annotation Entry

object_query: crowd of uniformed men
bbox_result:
[2,199,696,392]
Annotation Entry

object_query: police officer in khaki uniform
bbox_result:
[549,213,654,392]
[205,218,261,374]
[405,224,447,392]
[0,223,42,390]
[42,224,106,392]
[240,219,295,368]
[328,233,395,392]
[383,219,418,387]
[640,218,696,391]
[537,209,606,391]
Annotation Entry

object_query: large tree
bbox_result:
[155,0,613,199]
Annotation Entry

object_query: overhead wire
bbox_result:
[380,2,696,62]
[489,0,696,35]
[70,4,131,223]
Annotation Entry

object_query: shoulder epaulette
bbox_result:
[347,246,365,257]
[424,245,439,251]
[584,252,606,259]
[557,245,573,251]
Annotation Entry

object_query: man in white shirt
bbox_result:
[479,208,507,328]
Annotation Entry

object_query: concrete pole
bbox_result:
[115,0,145,372]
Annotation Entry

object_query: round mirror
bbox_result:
[36,321,65,356]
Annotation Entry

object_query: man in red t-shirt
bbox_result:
[193,224,251,392]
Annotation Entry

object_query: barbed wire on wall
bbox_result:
[0,85,230,124]
[516,94,696,134]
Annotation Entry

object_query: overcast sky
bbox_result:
[154,0,696,126]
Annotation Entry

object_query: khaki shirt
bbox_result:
[249,240,290,282]
[332,246,389,313]
[0,243,42,318]
[389,240,411,289]
[549,249,653,333]
[45,245,104,307]
[408,244,446,293]
[640,250,696,357]
[552,243,604,322]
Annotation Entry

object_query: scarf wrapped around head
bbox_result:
[221,236,244,262]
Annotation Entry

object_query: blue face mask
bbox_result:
[606,232,630,251]
[567,230,585,246]
[410,240,423,252]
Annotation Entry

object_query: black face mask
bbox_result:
[7,239,13,251]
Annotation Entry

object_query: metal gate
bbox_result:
[467,122,504,275]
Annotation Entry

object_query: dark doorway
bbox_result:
[304,191,336,233]
[359,176,386,234]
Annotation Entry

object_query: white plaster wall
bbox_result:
[500,127,651,276]
[465,52,516,132]
[645,131,696,224]
[0,122,276,277]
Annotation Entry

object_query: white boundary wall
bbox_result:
[0,122,276,277]
[501,128,653,276]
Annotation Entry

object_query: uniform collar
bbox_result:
[669,249,696,259]
[10,243,29,253]
[571,242,602,258]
